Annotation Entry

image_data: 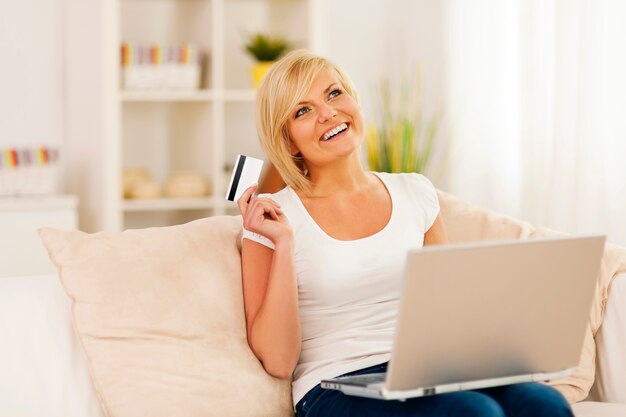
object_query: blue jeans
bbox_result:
[295,363,574,417]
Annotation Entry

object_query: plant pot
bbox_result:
[251,61,274,88]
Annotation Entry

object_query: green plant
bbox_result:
[366,72,443,174]
[244,33,289,62]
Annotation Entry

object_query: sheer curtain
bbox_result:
[443,0,626,245]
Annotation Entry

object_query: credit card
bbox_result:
[225,154,264,202]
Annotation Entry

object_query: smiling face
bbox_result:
[255,51,363,195]
[286,69,364,169]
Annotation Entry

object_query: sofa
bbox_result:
[1,191,625,417]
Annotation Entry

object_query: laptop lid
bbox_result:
[385,236,605,392]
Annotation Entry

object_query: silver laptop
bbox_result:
[321,236,605,400]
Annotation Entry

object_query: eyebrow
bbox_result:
[296,83,339,106]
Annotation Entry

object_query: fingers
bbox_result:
[243,198,283,230]
[253,197,281,211]
[236,184,258,214]
[246,198,282,220]
[265,206,283,221]
[237,187,282,217]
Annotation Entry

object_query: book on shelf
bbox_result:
[0,146,60,197]
[120,43,204,90]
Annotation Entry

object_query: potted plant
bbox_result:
[366,73,445,177]
[244,33,289,88]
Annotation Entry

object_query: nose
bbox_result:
[317,102,337,123]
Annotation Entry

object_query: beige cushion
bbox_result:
[438,190,626,403]
[572,401,626,417]
[39,216,293,417]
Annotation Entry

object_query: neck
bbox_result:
[305,154,372,197]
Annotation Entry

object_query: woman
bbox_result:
[237,50,573,417]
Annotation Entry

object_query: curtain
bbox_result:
[443,0,626,245]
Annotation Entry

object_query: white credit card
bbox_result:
[225,154,264,202]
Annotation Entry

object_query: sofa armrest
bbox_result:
[0,274,105,417]
[591,272,626,403]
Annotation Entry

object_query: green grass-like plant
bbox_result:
[245,33,289,62]
[366,72,442,174]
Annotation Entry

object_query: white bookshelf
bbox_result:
[100,0,326,231]
[122,197,216,212]
[120,90,216,102]
[223,89,256,102]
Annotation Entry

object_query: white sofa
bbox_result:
[3,191,626,416]
[1,271,626,417]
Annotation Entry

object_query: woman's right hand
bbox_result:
[237,184,293,246]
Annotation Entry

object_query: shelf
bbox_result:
[120,89,215,102]
[223,89,256,102]
[119,89,256,103]
[0,195,78,212]
[122,197,218,212]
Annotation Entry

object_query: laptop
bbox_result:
[321,236,605,400]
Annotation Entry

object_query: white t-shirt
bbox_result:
[242,172,440,407]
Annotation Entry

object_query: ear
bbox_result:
[288,140,301,156]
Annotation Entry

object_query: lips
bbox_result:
[320,122,349,142]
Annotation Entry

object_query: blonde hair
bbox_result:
[256,50,359,195]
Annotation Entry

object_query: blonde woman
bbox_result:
[237,50,573,417]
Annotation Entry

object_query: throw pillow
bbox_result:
[39,216,293,417]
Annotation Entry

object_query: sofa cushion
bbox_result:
[438,190,626,403]
[39,216,293,417]
[572,401,626,417]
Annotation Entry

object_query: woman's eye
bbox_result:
[329,89,342,99]
[295,107,310,118]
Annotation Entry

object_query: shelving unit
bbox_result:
[106,0,325,231]
[122,197,216,212]
[120,90,215,102]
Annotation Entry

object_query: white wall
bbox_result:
[0,1,119,232]
[63,0,120,232]
[324,0,447,182]
[0,1,64,150]
[324,1,444,124]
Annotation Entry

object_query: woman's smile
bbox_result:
[287,69,364,164]
[320,122,350,142]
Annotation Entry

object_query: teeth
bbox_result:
[323,123,348,141]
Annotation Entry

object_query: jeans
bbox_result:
[295,363,574,417]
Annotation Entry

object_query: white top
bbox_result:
[242,172,440,406]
